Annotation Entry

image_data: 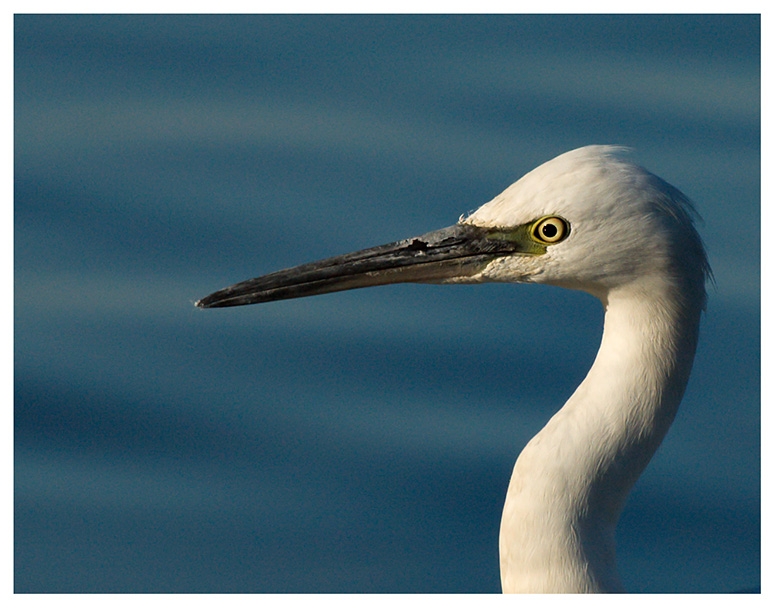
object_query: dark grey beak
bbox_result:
[196,223,533,309]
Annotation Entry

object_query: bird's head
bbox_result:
[461,145,711,301]
[196,146,710,309]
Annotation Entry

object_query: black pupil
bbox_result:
[542,223,558,239]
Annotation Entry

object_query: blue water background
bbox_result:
[14,14,760,593]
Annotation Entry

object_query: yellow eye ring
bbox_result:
[531,216,569,244]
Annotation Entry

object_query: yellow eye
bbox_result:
[532,216,569,244]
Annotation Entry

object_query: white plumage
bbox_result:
[197,146,710,593]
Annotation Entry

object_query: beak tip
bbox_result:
[195,296,214,309]
[196,291,244,308]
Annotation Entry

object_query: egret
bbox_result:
[196,145,710,593]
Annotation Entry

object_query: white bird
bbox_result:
[196,145,710,593]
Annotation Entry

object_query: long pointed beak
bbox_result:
[196,223,534,309]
